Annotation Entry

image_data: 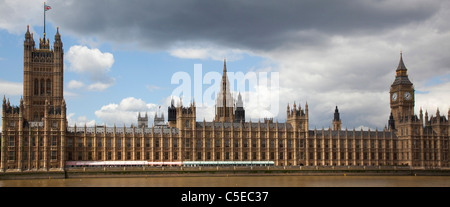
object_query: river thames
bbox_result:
[1,176,449,187]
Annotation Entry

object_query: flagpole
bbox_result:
[44,2,46,34]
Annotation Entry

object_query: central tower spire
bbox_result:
[223,58,227,73]
[214,59,235,122]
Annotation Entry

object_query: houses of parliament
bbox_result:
[1,26,449,172]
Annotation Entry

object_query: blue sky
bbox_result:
[1,0,449,129]
[0,20,270,127]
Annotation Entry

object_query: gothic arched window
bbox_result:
[34,79,39,95]
[46,79,51,95]
[40,79,45,95]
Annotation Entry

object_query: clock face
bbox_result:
[392,93,398,101]
[404,92,411,100]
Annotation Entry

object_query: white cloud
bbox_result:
[415,81,450,115]
[162,1,450,129]
[94,97,159,126]
[195,103,215,122]
[0,0,42,34]
[170,48,209,59]
[4,1,446,131]
[118,97,149,111]
[252,17,450,129]
[67,79,115,92]
[67,113,96,127]
[65,45,115,91]
[67,80,85,89]
[87,81,115,92]
[169,45,246,61]
[66,45,114,75]
[0,80,22,96]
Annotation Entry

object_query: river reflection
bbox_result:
[1,176,449,187]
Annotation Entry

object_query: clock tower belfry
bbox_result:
[389,52,415,126]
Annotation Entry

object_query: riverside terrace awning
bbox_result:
[182,161,275,166]
[65,161,183,166]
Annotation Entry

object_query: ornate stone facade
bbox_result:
[1,26,66,171]
[1,26,449,172]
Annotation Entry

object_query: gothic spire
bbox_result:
[215,59,235,122]
[396,51,407,71]
[392,52,412,85]
[236,92,243,108]
[25,25,31,39]
[54,26,61,42]
[223,58,227,73]
[334,106,340,121]
[394,51,410,79]
[217,59,233,108]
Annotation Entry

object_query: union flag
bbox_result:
[45,5,51,11]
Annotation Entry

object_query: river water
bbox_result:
[1,176,449,187]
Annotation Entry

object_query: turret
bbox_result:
[154,111,166,127]
[175,99,196,129]
[2,96,5,132]
[436,108,440,123]
[54,27,62,46]
[24,25,34,54]
[54,27,63,56]
[388,112,395,130]
[19,97,24,113]
[332,106,341,131]
[61,99,67,130]
[138,111,149,128]
[44,98,49,131]
[419,107,423,126]
[18,97,23,131]
[305,101,309,116]
[53,27,64,105]
[168,98,177,127]
[286,101,309,132]
[287,103,290,116]
[39,32,50,50]
[234,92,245,123]
[2,96,5,116]
[333,106,340,121]
[25,25,31,39]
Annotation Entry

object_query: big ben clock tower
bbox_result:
[389,52,415,128]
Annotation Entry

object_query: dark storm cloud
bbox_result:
[50,0,440,51]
